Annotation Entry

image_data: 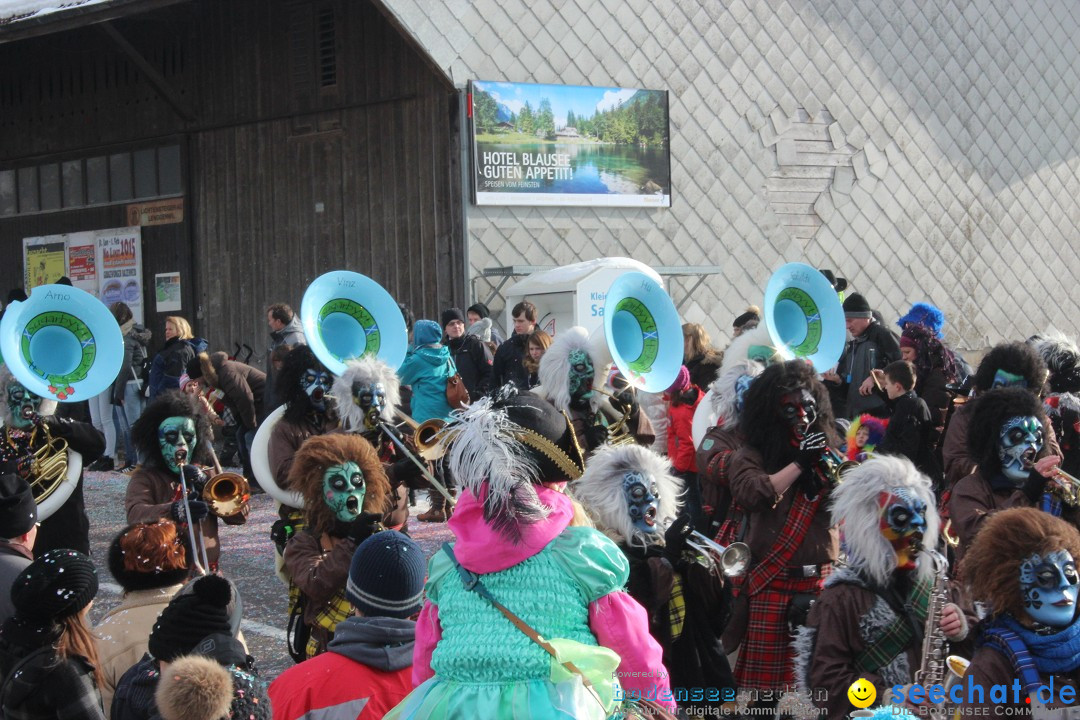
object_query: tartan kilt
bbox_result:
[733,574,825,691]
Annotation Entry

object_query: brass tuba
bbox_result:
[28,422,82,522]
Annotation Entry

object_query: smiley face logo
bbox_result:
[847,678,876,708]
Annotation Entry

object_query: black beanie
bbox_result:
[0,473,37,538]
[467,302,490,319]
[185,356,203,379]
[149,574,234,662]
[345,531,426,618]
[440,308,466,330]
[11,549,98,623]
[843,293,872,319]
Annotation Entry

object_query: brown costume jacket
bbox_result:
[943,402,1061,489]
[283,531,356,654]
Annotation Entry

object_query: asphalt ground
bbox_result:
[83,468,452,681]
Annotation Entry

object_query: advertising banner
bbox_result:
[66,235,98,296]
[469,80,671,208]
[95,227,144,324]
[155,272,182,312]
[23,238,66,289]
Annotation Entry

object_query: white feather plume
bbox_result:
[709,359,765,430]
[535,326,608,414]
[570,443,682,549]
[829,454,940,587]
[331,356,401,431]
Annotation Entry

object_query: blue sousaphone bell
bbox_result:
[764,263,846,372]
[603,271,683,393]
[0,284,124,402]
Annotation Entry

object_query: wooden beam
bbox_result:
[99,20,195,123]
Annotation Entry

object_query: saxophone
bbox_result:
[914,549,949,689]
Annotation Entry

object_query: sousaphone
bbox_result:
[763,263,846,372]
[0,284,121,520]
[252,270,409,508]
[602,271,682,393]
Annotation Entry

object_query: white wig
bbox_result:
[829,454,940,587]
[331,356,401,431]
[709,359,765,430]
[0,364,57,425]
[570,443,682,549]
[535,326,608,414]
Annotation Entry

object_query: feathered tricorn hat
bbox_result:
[535,326,609,414]
[442,387,586,542]
[829,455,939,587]
[287,433,390,537]
[570,444,682,549]
[331,355,402,432]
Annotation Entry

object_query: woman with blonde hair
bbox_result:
[682,322,722,391]
[148,316,206,400]
[0,549,105,720]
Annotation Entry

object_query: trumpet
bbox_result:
[819,447,859,485]
[685,531,751,578]
[1049,466,1080,507]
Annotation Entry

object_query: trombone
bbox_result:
[174,449,211,576]
[376,412,456,507]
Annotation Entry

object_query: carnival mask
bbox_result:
[1019,550,1079,628]
[992,369,1027,389]
[734,373,755,416]
[778,389,817,446]
[877,488,927,571]
[351,381,386,430]
[998,415,1043,483]
[6,382,40,430]
[623,471,659,535]
[301,368,332,411]
[322,461,365,522]
[568,349,595,406]
[158,416,197,475]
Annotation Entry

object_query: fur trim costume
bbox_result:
[571,444,735,711]
[793,455,966,718]
[1033,330,1080,479]
[0,363,103,556]
[388,389,675,719]
[958,509,1080,716]
[283,433,390,657]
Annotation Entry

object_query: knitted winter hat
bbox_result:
[11,549,98,623]
[732,306,761,330]
[467,302,490,319]
[226,668,271,720]
[413,319,442,346]
[149,574,234,662]
[666,365,691,394]
[107,520,189,593]
[440,308,466,330]
[843,293,872,319]
[345,531,426,618]
[0,473,36,538]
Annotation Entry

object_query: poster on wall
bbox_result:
[469,80,671,208]
[95,227,143,324]
[155,272,182,312]
[66,236,98,296]
[23,238,66,289]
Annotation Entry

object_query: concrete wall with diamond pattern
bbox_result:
[378,0,1080,351]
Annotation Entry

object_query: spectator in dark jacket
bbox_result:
[682,323,723,391]
[148,316,207,400]
[0,474,36,627]
[491,301,536,391]
[0,549,105,720]
[188,352,266,481]
[822,293,902,418]
[264,303,306,413]
[441,308,491,401]
[522,330,552,389]
[873,360,935,478]
[110,302,151,471]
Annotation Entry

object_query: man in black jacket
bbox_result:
[491,300,536,392]
[822,293,901,418]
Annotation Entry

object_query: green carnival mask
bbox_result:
[568,349,594,405]
[322,461,365,522]
[6,382,40,430]
[158,416,197,475]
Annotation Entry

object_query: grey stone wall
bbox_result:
[379,0,1080,350]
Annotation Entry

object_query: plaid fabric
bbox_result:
[305,588,352,659]
[983,626,1042,696]
[853,574,932,673]
[667,572,686,641]
[735,574,824,690]
[1041,491,1063,517]
[745,491,824,597]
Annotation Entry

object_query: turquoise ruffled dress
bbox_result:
[386,525,629,719]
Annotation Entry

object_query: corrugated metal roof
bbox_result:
[0,0,113,26]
